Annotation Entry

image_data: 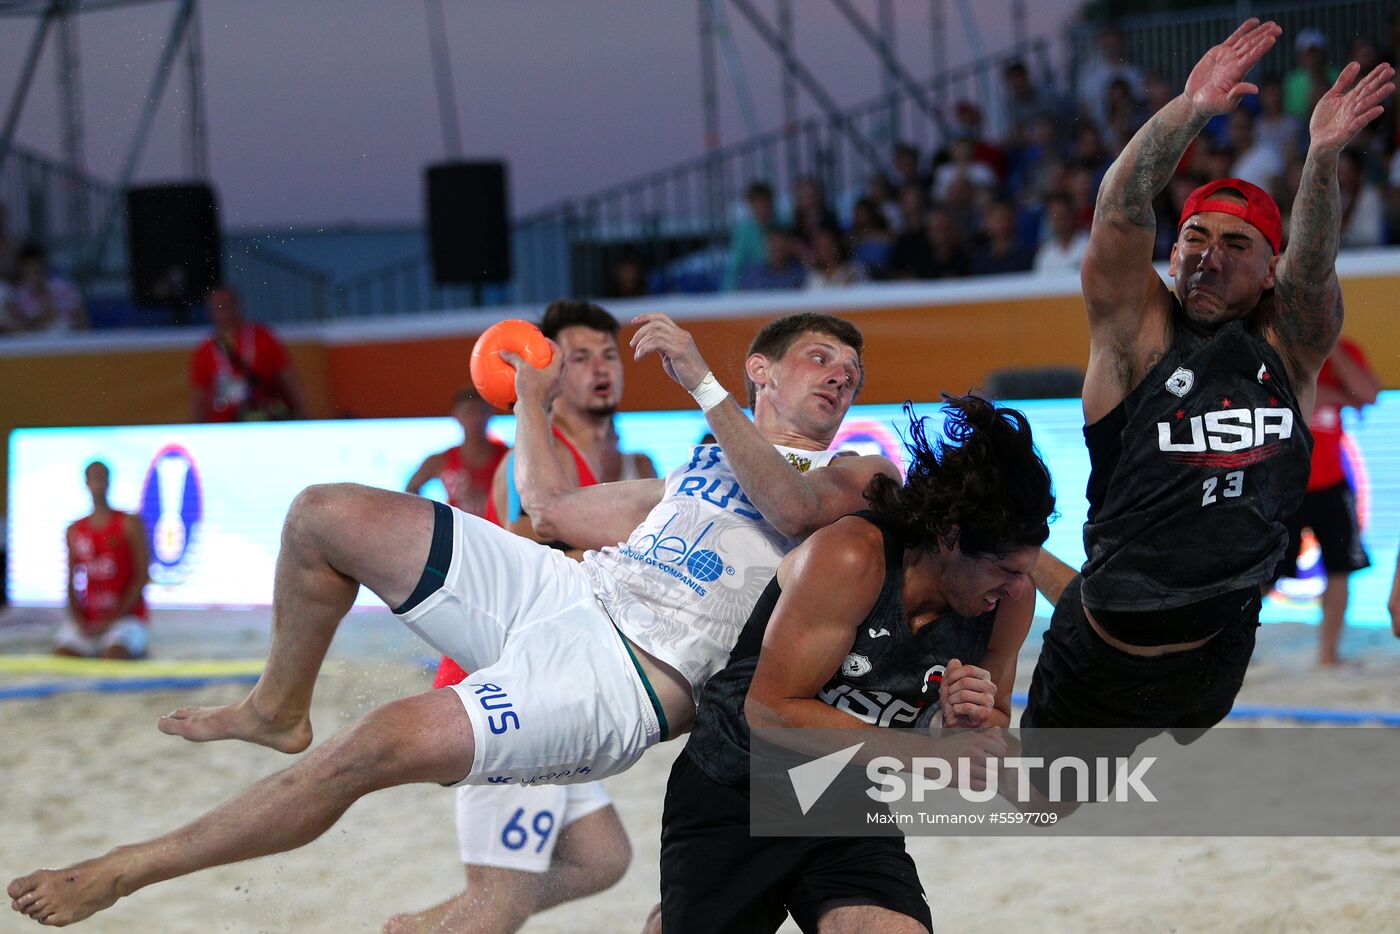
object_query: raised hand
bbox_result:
[1183,18,1281,117]
[629,313,711,391]
[1308,61,1397,154]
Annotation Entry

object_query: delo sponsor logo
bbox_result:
[621,513,732,595]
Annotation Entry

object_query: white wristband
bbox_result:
[689,371,729,412]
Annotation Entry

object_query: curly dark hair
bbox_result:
[864,395,1056,557]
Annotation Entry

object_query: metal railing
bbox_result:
[1069,0,1396,95]
[223,240,331,322]
[0,142,126,272]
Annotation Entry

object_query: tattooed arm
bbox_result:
[1272,61,1396,400]
[1081,19,1280,422]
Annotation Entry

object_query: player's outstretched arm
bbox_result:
[1030,550,1078,607]
[630,313,899,538]
[1083,20,1279,336]
[1272,61,1395,385]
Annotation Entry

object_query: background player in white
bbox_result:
[389,300,639,934]
[9,312,898,926]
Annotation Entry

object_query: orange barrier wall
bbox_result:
[3,268,1398,505]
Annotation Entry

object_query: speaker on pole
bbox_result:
[426,161,511,285]
[126,183,223,308]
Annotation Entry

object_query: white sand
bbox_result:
[2,609,1399,933]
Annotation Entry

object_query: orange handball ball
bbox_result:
[469,319,554,410]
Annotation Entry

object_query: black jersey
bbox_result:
[686,510,998,787]
[1080,308,1312,613]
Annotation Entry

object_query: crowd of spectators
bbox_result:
[0,201,89,335]
[717,23,1400,293]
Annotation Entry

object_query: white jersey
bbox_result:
[582,442,839,699]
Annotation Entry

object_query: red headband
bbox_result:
[1178,177,1282,254]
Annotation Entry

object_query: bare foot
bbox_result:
[8,856,123,926]
[157,694,312,753]
[383,899,460,934]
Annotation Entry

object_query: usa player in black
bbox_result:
[658,396,1056,933]
[1023,22,1394,758]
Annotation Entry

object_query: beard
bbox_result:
[586,399,619,417]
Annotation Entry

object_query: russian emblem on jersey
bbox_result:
[784,452,814,473]
[1165,367,1195,398]
[139,445,203,586]
[841,653,872,677]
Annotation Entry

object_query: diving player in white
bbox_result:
[9,312,900,926]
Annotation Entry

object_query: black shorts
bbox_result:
[1277,481,1371,578]
[1022,575,1258,747]
[659,751,932,934]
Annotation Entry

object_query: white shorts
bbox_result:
[53,617,149,657]
[454,780,613,872]
[395,507,663,785]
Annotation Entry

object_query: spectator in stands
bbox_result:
[1102,76,1148,151]
[863,172,901,230]
[607,249,650,299]
[848,197,894,276]
[1284,29,1340,121]
[915,206,970,281]
[790,174,838,246]
[2,243,87,333]
[1076,23,1145,132]
[722,180,774,292]
[886,184,930,279]
[933,136,998,202]
[58,461,150,660]
[934,101,1005,184]
[1275,336,1381,668]
[736,229,805,290]
[1071,122,1111,178]
[0,200,17,283]
[406,387,509,520]
[970,201,1035,276]
[1005,114,1065,204]
[190,286,307,422]
[1033,192,1089,275]
[1002,59,1068,136]
[941,174,985,243]
[892,141,927,192]
[1348,36,1394,154]
[1387,147,1400,245]
[1066,165,1099,232]
[1227,110,1286,192]
[803,224,866,289]
[1338,147,1385,248]
[1254,77,1305,161]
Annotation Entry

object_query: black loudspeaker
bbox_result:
[126,183,223,307]
[427,161,512,285]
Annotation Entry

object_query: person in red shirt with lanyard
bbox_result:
[1275,335,1381,666]
[56,462,151,660]
[387,300,649,934]
[406,387,509,521]
[189,287,307,423]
